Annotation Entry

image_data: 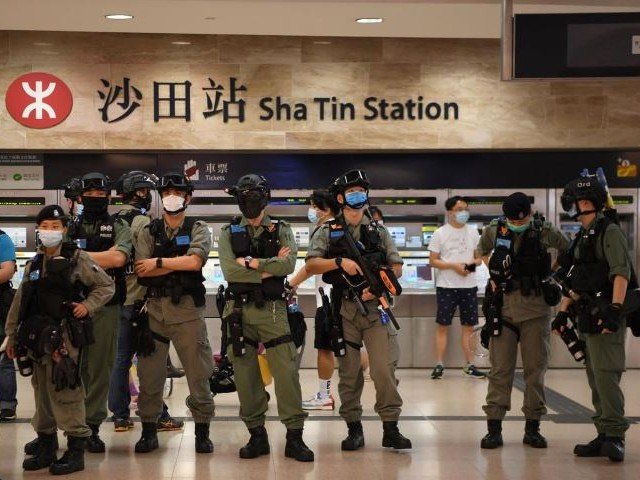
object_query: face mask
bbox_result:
[162,194,186,214]
[507,221,530,233]
[454,211,470,225]
[74,203,84,217]
[307,207,319,224]
[376,219,384,225]
[344,191,367,209]
[238,190,267,219]
[80,196,109,218]
[38,230,63,248]
[132,193,152,212]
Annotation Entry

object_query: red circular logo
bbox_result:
[5,72,73,129]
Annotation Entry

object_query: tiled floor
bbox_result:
[2,368,640,479]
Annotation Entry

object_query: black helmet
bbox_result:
[329,169,370,194]
[157,172,194,195]
[80,172,110,193]
[561,176,607,218]
[226,174,270,198]
[118,170,157,198]
[63,177,82,200]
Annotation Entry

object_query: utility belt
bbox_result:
[15,309,95,359]
[571,292,610,334]
[225,283,284,308]
[224,284,293,357]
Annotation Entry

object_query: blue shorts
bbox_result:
[435,287,479,326]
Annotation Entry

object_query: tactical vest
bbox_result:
[137,217,206,307]
[321,217,387,287]
[566,217,638,296]
[491,217,551,295]
[20,242,83,320]
[116,207,145,276]
[227,216,285,300]
[67,214,126,306]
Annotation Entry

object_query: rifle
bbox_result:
[338,218,402,330]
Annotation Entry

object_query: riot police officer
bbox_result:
[63,178,82,218]
[66,172,132,452]
[478,192,569,449]
[555,177,633,462]
[133,172,215,454]
[108,171,183,433]
[5,205,114,475]
[305,169,412,452]
[219,174,313,462]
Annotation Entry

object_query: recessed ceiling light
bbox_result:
[33,42,53,46]
[313,41,332,45]
[204,16,216,20]
[356,18,383,24]
[105,14,134,20]
[171,41,191,45]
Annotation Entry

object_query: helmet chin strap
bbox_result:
[572,202,597,220]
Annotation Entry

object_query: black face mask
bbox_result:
[132,193,152,212]
[81,196,109,219]
[238,190,267,219]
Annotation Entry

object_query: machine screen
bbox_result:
[387,226,406,247]
[399,258,434,290]
[2,227,28,248]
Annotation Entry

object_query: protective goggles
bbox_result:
[159,174,189,189]
[81,177,109,190]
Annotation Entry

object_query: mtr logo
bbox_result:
[5,72,73,129]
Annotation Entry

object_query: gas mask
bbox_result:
[132,192,152,212]
[80,196,109,219]
[238,190,268,219]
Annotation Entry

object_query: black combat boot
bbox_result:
[601,437,625,462]
[85,423,105,453]
[24,434,59,455]
[49,436,85,475]
[284,428,314,462]
[195,423,214,454]
[574,433,605,457]
[239,425,270,459]
[523,420,547,448]
[23,433,57,471]
[341,421,365,451]
[134,422,159,453]
[480,419,503,449]
[382,421,412,450]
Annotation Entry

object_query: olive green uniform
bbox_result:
[70,218,132,425]
[574,213,631,438]
[219,215,306,429]
[306,216,403,423]
[118,204,151,306]
[5,248,115,437]
[478,220,569,420]
[135,217,215,423]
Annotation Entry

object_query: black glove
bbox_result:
[488,252,511,283]
[552,311,570,333]
[601,303,622,332]
[480,324,491,349]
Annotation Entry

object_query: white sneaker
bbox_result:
[302,393,335,411]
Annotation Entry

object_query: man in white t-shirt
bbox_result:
[428,196,485,380]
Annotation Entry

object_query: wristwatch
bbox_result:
[244,256,254,269]
[156,257,163,268]
[335,256,343,269]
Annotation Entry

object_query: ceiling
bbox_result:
[1,0,639,38]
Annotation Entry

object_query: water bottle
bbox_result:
[287,295,299,313]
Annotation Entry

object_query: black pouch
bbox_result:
[287,310,307,348]
[541,280,562,306]
[226,308,245,357]
[67,316,95,348]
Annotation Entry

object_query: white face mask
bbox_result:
[162,194,185,214]
[38,230,63,248]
